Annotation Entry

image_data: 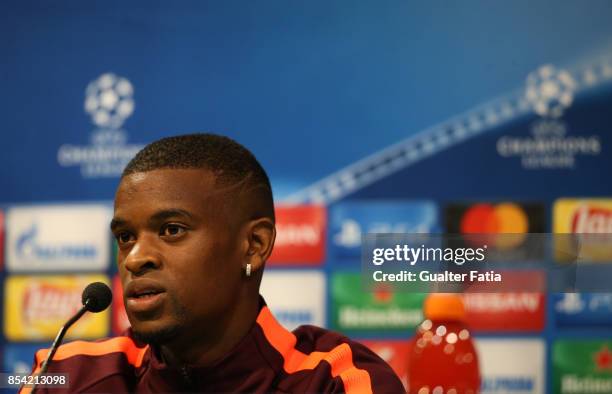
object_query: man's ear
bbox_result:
[244,217,276,274]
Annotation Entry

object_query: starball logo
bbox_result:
[525,64,575,119]
[496,64,601,170]
[57,73,144,178]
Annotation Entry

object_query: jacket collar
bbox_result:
[137,296,282,391]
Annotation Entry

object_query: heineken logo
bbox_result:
[331,273,424,332]
[338,306,422,328]
[555,341,612,394]
[372,284,394,303]
[561,376,612,393]
[595,346,612,371]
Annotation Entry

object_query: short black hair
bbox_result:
[122,133,274,220]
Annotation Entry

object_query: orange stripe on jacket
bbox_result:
[257,306,373,394]
[18,337,148,394]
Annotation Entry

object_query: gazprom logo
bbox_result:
[7,205,111,272]
[16,223,97,260]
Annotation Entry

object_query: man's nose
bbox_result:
[123,234,162,275]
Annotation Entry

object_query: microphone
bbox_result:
[81,282,113,313]
[38,282,112,374]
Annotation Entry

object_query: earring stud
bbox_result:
[245,263,252,277]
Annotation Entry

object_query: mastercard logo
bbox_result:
[460,203,529,233]
[460,203,529,249]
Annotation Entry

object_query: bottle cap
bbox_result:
[424,293,466,321]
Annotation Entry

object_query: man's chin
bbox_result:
[131,323,182,345]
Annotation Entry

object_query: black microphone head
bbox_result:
[82,282,113,313]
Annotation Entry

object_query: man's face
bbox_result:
[111,168,245,344]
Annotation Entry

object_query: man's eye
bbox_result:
[161,224,186,237]
[116,232,134,244]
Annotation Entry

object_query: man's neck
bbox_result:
[159,295,261,368]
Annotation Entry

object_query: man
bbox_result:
[25,134,404,393]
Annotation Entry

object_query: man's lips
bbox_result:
[124,279,166,314]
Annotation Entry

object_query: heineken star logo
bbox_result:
[595,345,612,370]
[373,284,394,303]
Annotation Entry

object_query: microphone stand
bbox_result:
[30,299,91,393]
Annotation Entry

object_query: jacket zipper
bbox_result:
[180,365,194,389]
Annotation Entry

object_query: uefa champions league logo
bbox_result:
[84,73,135,129]
[496,64,601,169]
[525,64,576,119]
[57,72,143,178]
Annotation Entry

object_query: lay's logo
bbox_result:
[571,205,612,233]
[23,283,81,324]
[4,275,110,341]
[554,199,612,262]
[555,199,612,234]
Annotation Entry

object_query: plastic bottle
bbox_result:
[407,293,480,394]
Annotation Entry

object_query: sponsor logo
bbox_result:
[112,275,130,335]
[571,205,612,233]
[554,199,612,234]
[333,219,361,248]
[555,293,612,327]
[329,201,439,260]
[554,199,612,262]
[482,377,535,392]
[457,203,529,234]
[464,293,545,332]
[561,376,612,393]
[260,271,325,330]
[274,310,313,325]
[16,224,97,260]
[359,340,410,390]
[331,272,424,332]
[445,202,545,259]
[554,340,612,393]
[595,346,612,371]
[23,282,81,324]
[4,275,110,341]
[338,306,421,328]
[496,65,602,170]
[268,205,326,265]
[476,339,545,394]
[556,293,586,314]
[6,205,111,272]
[57,72,144,178]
